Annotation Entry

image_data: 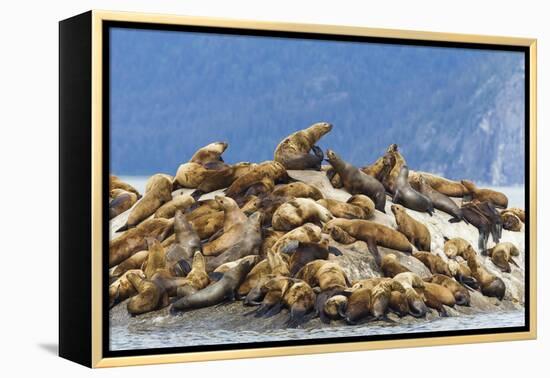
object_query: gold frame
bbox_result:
[90,9,537,368]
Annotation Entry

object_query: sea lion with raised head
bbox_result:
[412,251,451,276]
[165,210,201,274]
[126,271,168,316]
[272,198,333,231]
[274,122,333,170]
[464,247,506,299]
[325,149,386,213]
[417,175,462,221]
[393,166,434,215]
[391,204,431,251]
[461,180,508,208]
[382,144,406,193]
[116,174,173,231]
[205,212,263,272]
[109,189,138,219]
[190,141,228,165]
[143,238,167,279]
[202,196,248,256]
[171,257,255,312]
[460,202,493,252]
[173,251,210,298]
[109,218,173,267]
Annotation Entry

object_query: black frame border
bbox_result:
[101,20,531,359]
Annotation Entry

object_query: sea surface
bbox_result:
[110,310,525,351]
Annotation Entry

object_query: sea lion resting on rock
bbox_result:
[392,272,429,317]
[110,175,140,197]
[417,175,462,221]
[317,198,369,220]
[501,211,523,232]
[380,253,411,278]
[427,274,470,306]
[109,269,144,308]
[116,174,173,231]
[174,252,211,298]
[486,242,520,273]
[409,171,467,198]
[224,161,289,199]
[109,189,138,219]
[272,181,324,200]
[412,251,451,276]
[171,257,255,312]
[109,217,173,267]
[391,204,431,251]
[154,194,195,219]
[461,180,508,209]
[272,198,333,231]
[202,196,248,256]
[325,149,386,213]
[281,237,342,276]
[126,271,167,315]
[418,282,456,315]
[274,122,333,170]
[270,223,322,254]
[205,212,263,272]
[464,246,506,300]
[238,251,289,302]
[110,250,148,282]
[190,162,256,199]
[443,237,471,259]
[165,210,201,274]
[393,165,434,215]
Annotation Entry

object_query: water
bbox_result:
[110,311,524,351]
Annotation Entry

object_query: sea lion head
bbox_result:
[390,204,405,216]
[325,149,341,166]
[307,122,333,142]
[345,288,372,324]
[207,141,228,154]
[404,288,428,318]
[386,143,399,153]
[398,165,410,180]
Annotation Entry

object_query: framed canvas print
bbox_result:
[59,10,537,368]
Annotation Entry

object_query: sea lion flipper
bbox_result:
[366,238,381,267]
[328,246,343,256]
[510,257,520,268]
[206,228,224,243]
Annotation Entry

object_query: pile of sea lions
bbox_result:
[109,122,524,327]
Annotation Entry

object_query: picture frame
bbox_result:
[59,10,537,368]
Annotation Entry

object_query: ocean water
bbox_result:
[110,310,525,351]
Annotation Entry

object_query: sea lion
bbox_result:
[174,162,218,189]
[389,291,410,317]
[325,149,386,212]
[419,282,456,314]
[202,196,248,256]
[205,212,263,272]
[443,237,472,259]
[224,161,289,199]
[270,223,322,254]
[174,252,210,298]
[281,237,342,276]
[109,189,138,219]
[126,272,168,316]
[346,194,375,219]
[427,274,470,306]
[460,202,493,252]
[154,194,195,219]
[143,238,167,279]
[272,198,333,231]
[296,260,349,291]
[110,250,148,282]
[259,229,285,258]
[343,287,372,324]
[409,171,467,197]
[501,211,523,232]
[272,182,324,200]
[383,144,406,193]
[323,294,348,321]
[145,174,174,193]
[380,253,411,277]
[282,280,317,327]
[447,260,479,290]
[189,210,225,240]
[190,141,228,165]
[472,200,503,243]
[110,175,140,197]
[393,166,434,215]
[191,162,256,199]
[165,210,201,273]
[238,251,289,301]
[392,272,429,317]
[505,207,525,222]
[412,251,451,276]
[464,247,506,299]
[274,122,333,170]
[116,174,173,231]
[248,276,293,317]
[171,257,255,312]
[391,204,431,251]
[461,180,508,208]
[317,198,369,219]
[108,269,144,308]
[109,218,173,267]
[323,219,412,259]
[417,175,462,221]
[486,242,520,273]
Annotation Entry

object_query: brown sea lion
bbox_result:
[393,166,434,215]
[110,250,148,281]
[391,204,431,251]
[346,194,375,219]
[295,260,349,291]
[274,122,333,170]
[109,218,173,267]
[110,175,140,197]
[383,145,406,193]
[248,276,293,317]
[389,291,410,317]
[191,162,256,199]
[505,207,525,222]
[460,202,493,252]
[443,237,472,259]
[272,198,333,231]
[271,223,323,254]
[461,180,508,208]
[108,269,144,308]
[427,274,470,306]
[189,141,228,165]
[205,212,263,272]
[392,272,429,317]
[323,219,412,259]
[171,257,255,312]
[272,182,324,200]
[174,252,210,298]
[165,210,201,273]
[501,211,523,232]
[343,287,372,324]
[259,229,285,258]
[447,260,479,290]
[409,171,467,197]
[472,200,503,244]
[317,198,369,219]
[126,272,167,316]
[412,251,451,276]
[189,210,224,240]
[419,282,456,314]
[464,247,506,299]
[281,237,342,276]
[486,242,520,273]
[173,162,216,189]
[224,161,289,199]
[154,194,195,219]
[116,175,173,231]
[145,174,174,193]
[238,251,289,301]
[109,189,138,219]
[143,238,167,279]
[202,196,248,256]
[283,280,317,327]
[417,175,462,221]
[323,294,348,321]
[325,149,386,213]
[381,254,411,277]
